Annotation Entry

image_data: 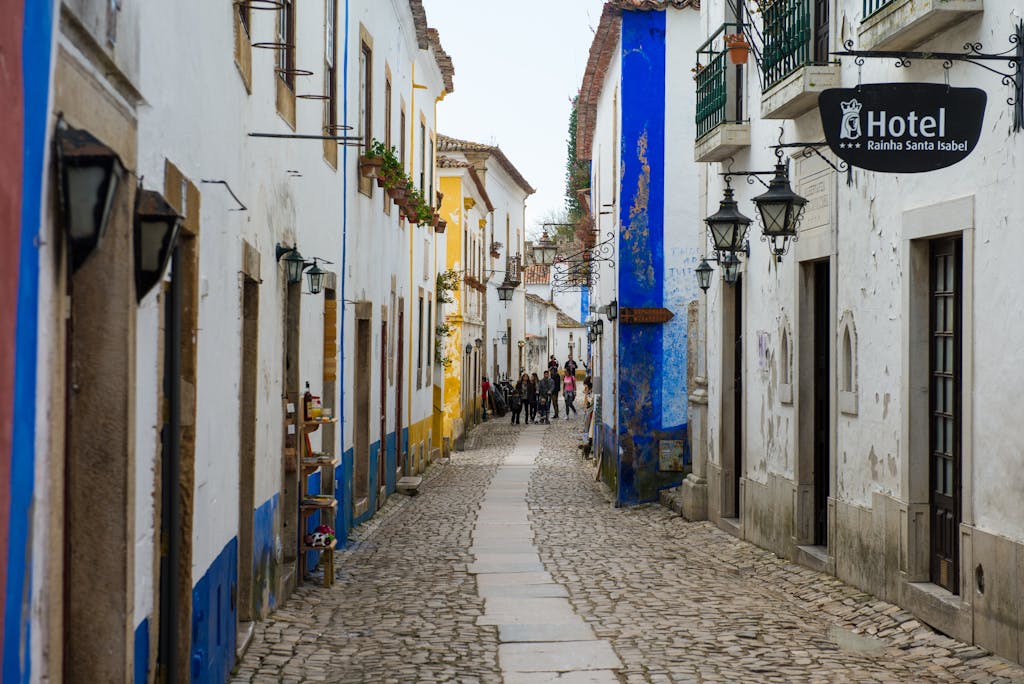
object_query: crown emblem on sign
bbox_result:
[841,99,863,114]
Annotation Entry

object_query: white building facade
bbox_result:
[691,0,1024,664]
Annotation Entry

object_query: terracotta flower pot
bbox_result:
[359,155,384,178]
[724,34,749,65]
[434,219,447,234]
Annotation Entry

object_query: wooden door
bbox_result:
[396,306,405,477]
[379,321,387,507]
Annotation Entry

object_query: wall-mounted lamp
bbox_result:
[497,280,515,302]
[134,188,181,301]
[593,319,604,336]
[465,343,473,355]
[606,300,618,321]
[305,259,327,295]
[752,159,807,261]
[276,244,306,284]
[56,124,126,271]
[533,231,557,266]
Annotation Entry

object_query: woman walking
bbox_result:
[562,372,577,417]
[525,373,538,424]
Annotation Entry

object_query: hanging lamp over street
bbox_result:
[705,184,752,253]
[752,161,807,261]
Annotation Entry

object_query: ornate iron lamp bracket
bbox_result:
[832,20,1024,132]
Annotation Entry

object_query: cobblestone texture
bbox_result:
[529,421,1024,684]
[231,424,520,683]
[234,418,1024,683]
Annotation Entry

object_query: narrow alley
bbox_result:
[233,420,1024,683]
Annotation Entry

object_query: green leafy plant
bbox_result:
[436,268,461,304]
[435,321,454,368]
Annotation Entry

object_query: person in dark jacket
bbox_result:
[509,386,523,424]
[550,367,561,419]
[538,370,555,424]
[525,373,539,424]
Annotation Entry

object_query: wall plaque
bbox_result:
[819,83,986,173]
[620,307,674,324]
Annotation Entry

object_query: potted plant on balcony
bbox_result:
[724,33,750,65]
[435,218,447,234]
[359,140,387,179]
[380,149,403,190]
[490,241,503,259]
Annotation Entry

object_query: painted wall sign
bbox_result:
[620,307,674,324]
[819,83,986,173]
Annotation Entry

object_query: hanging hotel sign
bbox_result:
[819,83,986,173]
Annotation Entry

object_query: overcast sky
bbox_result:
[422,0,607,236]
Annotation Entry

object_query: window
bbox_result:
[400,105,407,174]
[323,0,338,166]
[358,38,373,195]
[838,311,858,415]
[278,0,296,91]
[383,71,392,213]
[428,131,435,209]
[779,316,793,405]
[417,294,425,386]
[234,1,253,91]
[419,121,427,195]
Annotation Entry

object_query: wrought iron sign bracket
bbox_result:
[832,19,1024,132]
[771,142,853,185]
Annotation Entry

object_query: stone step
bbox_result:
[396,476,423,496]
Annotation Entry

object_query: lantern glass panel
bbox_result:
[758,200,790,236]
[723,254,741,284]
[696,258,713,291]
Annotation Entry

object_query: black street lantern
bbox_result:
[306,261,326,295]
[606,300,618,321]
[722,252,741,285]
[695,257,714,292]
[752,162,807,261]
[474,337,483,349]
[134,189,182,301]
[587,328,598,344]
[704,185,752,253]
[534,231,557,266]
[593,319,604,336]
[56,125,126,271]
[281,248,306,284]
[497,280,515,302]
[465,344,473,355]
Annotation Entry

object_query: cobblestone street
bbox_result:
[234,420,1024,683]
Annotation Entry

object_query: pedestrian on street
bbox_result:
[563,372,577,417]
[538,370,555,424]
[481,376,490,421]
[550,367,561,419]
[509,386,522,424]
[527,373,539,423]
[564,355,578,378]
[548,355,559,376]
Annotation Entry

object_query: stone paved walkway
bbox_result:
[233,418,1024,683]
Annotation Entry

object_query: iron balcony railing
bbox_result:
[863,0,896,19]
[695,23,745,140]
[762,0,811,89]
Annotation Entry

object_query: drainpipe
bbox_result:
[340,0,350,510]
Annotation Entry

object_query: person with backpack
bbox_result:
[550,367,561,419]
[526,373,539,424]
[538,370,555,424]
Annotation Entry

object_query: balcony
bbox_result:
[695,23,751,163]
[858,0,982,51]
[760,0,841,119]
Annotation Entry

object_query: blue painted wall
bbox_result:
[253,495,278,616]
[134,619,149,684]
[615,10,687,506]
[190,539,237,684]
[5,3,55,681]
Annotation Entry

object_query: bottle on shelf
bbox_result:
[303,381,313,422]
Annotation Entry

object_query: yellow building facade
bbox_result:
[437,162,493,447]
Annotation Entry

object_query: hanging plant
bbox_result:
[359,140,387,178]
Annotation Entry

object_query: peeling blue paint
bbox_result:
[615,10,686,506]
[133,618,148,684]
[253,495,278,615]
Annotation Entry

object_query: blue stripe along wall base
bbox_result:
[190,538,238,684]
[133,619,148,684]
[617,10,687,506]
[253,494,279,618]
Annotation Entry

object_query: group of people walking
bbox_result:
[508,355,587,425]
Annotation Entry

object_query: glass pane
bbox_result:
[934,458,943,491]
[935,298,945,332]
[946,255,954,292]
[935,418,944,451]
[935,337,944,371]
[935,256,944,290]
[935,378,944,413]
[945,418,953,455]
[946,295,955,331]
[944,457,954,495]
[945,377,954,414]
[945,337,954,373]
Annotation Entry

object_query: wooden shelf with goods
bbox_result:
[296,396,339,588]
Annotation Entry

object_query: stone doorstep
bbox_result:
[395,476,423,496]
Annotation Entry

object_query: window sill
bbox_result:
[761,63,842,120]
[858,0,983,50]
[839,389,858,415]
[779,382,793,405]
[694,123,750,163]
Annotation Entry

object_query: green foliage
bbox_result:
[435,321,454,368]
[564,97,591,223]
[436,269,461,303]
[370,138,437,225]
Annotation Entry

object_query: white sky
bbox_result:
[422,0,607,236]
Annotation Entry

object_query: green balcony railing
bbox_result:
[863,0,896,18]
[762,0,811,89]
[695,23,743,140]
